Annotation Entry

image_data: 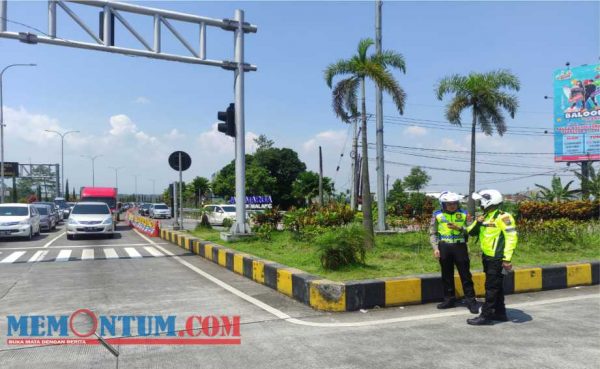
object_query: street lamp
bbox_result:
[45,129,79,197]
[81,155,102,186]
[108,166,124,190]
[148,178,156,202]
[0,63,36,203]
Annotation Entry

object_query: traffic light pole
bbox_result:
[232,9,250,235]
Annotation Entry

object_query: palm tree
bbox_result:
[325,38,406,249]
[435,70,520,214]
[534,175,580,202]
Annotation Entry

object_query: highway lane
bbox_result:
[0,221,598,368]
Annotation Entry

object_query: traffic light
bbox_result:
[217,103,236,137]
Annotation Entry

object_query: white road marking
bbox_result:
[28,250,48,263]
[125,247,142,258]
[0,242,170,251]
[81,249,94,260]
[104,248,118,259]
[143,246,163,257]
[0,251,26,264]
[43,232,66,248]
[133,229,600,328]
[55,250,72,262]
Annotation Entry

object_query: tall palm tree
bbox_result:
[573,163,600,200]
[325,38,406,249]
[535,175,580,202]
[435,70,520,214]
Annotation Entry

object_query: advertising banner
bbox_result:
[553,64,600,162]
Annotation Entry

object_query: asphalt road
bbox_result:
[0,221,598,369]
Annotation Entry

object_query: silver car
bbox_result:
[32,204,57,231]
[67,202,114,240]
[149,203,171,219]
[0,203,41,240]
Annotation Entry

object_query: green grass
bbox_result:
[189,227,600,282]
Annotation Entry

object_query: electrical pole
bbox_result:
[81,154,101,187]
[319,146,324,206]
[350,116,358,211]
[375,0,386,230]
[108,166,124,191]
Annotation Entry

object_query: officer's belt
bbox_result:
[439,235,465,243]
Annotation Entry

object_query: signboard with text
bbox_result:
[553,64,600,162]
[2,162,19,177]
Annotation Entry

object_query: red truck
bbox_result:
[80,187,119,220]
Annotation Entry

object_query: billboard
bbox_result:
[1,162,19,177]
[553,64,600,162]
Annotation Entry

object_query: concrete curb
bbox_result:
[161,229,599,312]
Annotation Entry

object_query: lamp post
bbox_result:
[81,155,102,186]
[45,129,78,197]
[148,178,156,202]
[108,166,124,190]
[0,63,36,203]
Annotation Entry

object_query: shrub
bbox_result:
[251,207,283,231]
[222,217,233,228]
[518,200,599,221]
[316,224,366,270]
[518,219,600,252]
[283,202,355,235]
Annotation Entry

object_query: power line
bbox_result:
[372,143,555,156]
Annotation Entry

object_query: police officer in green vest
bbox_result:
[430,191,479,313]
[467,189,518,325]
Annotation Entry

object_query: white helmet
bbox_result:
[439,191,462,204]
[471,189,503,210]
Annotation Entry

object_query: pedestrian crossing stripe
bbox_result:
[0,246,166,264]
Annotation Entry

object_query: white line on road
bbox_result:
[43,232,66,248]
[0,251,26,264]
[27,250,48,263]
[104,248,118,259]
[143,246,164,257]
[125,247,142,258]
[55,250,72,262]
[0,242,170,251]
[81,249,94,260]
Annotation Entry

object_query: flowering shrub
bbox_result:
[518,200,599,221]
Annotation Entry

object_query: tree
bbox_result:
[72,188,76,201]
[387,179,408,214]
[325,38,407,249]
[403,167,431,192]
[254,134,274,152]
[253,147,306,208]
[292,171,334,206]
[436,69,520,214]
[573,164,600,200]
[65,179,70,201]
[188,176,211,207]
[535,175,580,202]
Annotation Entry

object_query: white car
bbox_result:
[67,202,114,240]
[0,203,41,240]
[202,204,237,225]
[149,203,171,219]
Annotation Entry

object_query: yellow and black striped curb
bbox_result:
[161,229,599,312]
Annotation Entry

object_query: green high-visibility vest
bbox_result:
[434,209,468,243]
[467,209,518,261]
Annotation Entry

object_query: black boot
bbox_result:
[490,313,508,322]
[466,298,479,314]
[437,298,456,309]
[467,315,492,325]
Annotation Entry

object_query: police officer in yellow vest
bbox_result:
[430,191,479,314]
[467,189,518,325]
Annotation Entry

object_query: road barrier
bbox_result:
[128,212,160,237]
[160,229,599,312]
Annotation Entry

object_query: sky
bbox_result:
[0,0,598,196]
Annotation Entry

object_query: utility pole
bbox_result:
[148,178,156,202]
[319,146,324,206]
[108,166,124,191]
[133,174,139,203]
[46,129,78,196]
[581,161,590,200]
[375,0,386,230]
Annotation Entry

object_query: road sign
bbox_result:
[168,151,191,171]
[2,162,19,177]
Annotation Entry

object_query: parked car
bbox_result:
[0,203,41,240]
[149,203,171,219]
[202,204,237,226]
[33,202,61,225]
[67,202,114,240]
[32,203,57,231]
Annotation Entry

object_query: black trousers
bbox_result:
[481,255,506,317]
[438,242,475,299]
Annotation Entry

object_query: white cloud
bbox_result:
[165,128,184,141]
[134,96,150,104]
[197,123,258,156]
[403,125,428,136]
[302,129,347,152]
[109,114,137,136]
[440,138,468,151]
